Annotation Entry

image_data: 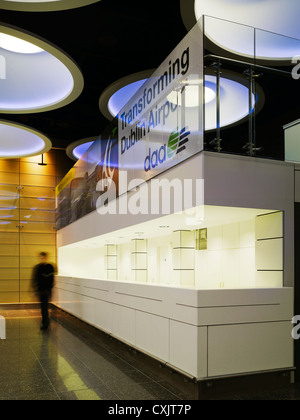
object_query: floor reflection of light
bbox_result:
[57,355,101,400]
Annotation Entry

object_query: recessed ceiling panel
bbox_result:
[99,70,155,121]
[0,0,101,12]
[0,120,52,158]
[100,70,264,131]
[0,24,83,113]
[181,0,300,62]
[66,137,98,161]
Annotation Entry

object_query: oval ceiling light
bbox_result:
[167,86,216,107]
[101,71,264,132]
[0,24,83,113]
[204,74,260,131]
[66,136,98,161]
[99,70,155,121]
[0,120,52,158]
[0,0,101,12]
[181,0,300,63]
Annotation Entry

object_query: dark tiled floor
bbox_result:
[1,307,300,401]
[0,307,194,400]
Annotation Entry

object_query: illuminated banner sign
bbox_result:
[118,22,204,194]
[56,23,204,229]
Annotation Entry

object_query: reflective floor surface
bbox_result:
[0,307,300,400]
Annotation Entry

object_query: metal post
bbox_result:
[210,60,222,152]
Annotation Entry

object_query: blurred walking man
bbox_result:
[32,252,55,330]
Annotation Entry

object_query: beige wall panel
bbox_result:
[0,224,19,233]
[0,185,20,197]
[0,232,19,244]
[20,268,33,281]
[0,292,20,303]
[20,173,56,188]
[0,172,19,185]
[0,268,19,280]
[20,292,39,303]
[0,244,19,255]
[0,280,19,292]
[20,162,56,176]
[0,256,19,268]
[20,256,41,269]
[20,222,56,234]
[0,198,18,208]
[20,197,55,211]
[20,233,56,246]
[0,209,19,220]
[0,161,19,173]
[20,279,34,292]
[21,153,56,165]
[0,151,62,303]
[20,244,55,257]
[20,209,55,222]
[20,186,55,199]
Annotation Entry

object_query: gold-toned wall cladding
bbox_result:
[20,268,34,281]
[0,160,20,173]
[0,224,19,233]
[0,280,19,292]
[0,292,20,303]
[0,149,70,303]
[0,244,19,256]
[19,174,56,188]
[21,153,56,165]
[0,185,20,196]
[0,233,19,244]
[0,256,19,268]
[0,199,19,208]
[18,222,56,233]
[19,292,37,303]
[20,209,55,222]
[20,162,56,176]
[20,256,43,268]
[0,172,19,185]
[20,186,55,199]
[20,244,55,257]
[20,233,56,246]
[20,197,55,211]
[20,279,35,292]
[0,268,19,280]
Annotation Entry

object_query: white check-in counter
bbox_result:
[52,276,294,380]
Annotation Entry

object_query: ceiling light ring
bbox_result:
[180,0,300,66]
[204,68,265,132]
[99,69,156,121]
[0,22,84,114]
[0,0,101,12]
[66,136,99,161]
[0,119,52,159]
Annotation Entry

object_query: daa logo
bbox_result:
[144,126,190,172]
[167,126,191,158]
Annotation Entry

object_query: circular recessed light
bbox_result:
[66,136,98,161]
[0,120,52,158]
[204,74,257,131]
[0,0,101,12]
[101,71,264,131]
[0,24,83,113]
[99,70,155,121]
[0,33,44,54]
[168,86,216,107]
[181,0,300,63]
